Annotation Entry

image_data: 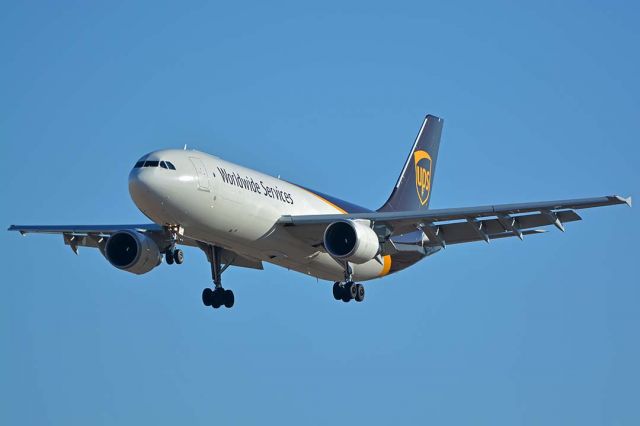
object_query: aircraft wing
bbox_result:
[7,224,164,236]
[7,224,167,250]
[7,223,263,270]
[278,195,631,250]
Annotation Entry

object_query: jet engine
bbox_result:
[104,230,162,275]
[323,220,380,264]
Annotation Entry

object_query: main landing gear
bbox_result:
[201,245,235,309]
[333,282,365,303]
[333,262,365,303]
[202,287,234,309]
[165,248,184,265]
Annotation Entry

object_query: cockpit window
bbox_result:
[135,159,175,170]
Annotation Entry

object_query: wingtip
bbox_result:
[614,195,632,207]
[8,225,27,235]
[425,114,444,123]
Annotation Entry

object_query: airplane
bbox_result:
[8,115,631,309]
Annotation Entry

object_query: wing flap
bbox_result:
[428,210,580,246]
[63,233,106,253]
[441,228,547,245]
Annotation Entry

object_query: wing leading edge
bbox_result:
[279,195,631,250]
[7,224,163,235]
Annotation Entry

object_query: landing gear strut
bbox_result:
[201,245,234,309]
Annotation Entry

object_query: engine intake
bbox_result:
[104,230,161,275]
[323,220,380,264]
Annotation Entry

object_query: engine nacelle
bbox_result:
[104,230,162,275]
[323,220,380,264]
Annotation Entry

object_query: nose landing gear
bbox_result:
[164,225,185,266]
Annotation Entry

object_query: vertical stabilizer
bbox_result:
[378,115,443,212]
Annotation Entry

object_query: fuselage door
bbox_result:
[189,157,210,192]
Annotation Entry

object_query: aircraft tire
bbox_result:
[166,251,174,265]
[354,284,365,302]
[348,282,358,299]
[174,249,184,264]
[202,288,213,306]
[223,289,235,308]
[211,288,226,309]
[332,282,342,300]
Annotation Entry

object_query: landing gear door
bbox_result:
[189,157,210,192]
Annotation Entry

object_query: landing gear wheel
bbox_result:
[202,288,213,306]
[166,251,174,265]
[173,249,184,264]
[211,290,223,309]
[223,289,235,308]
[334,282,364,303]
[341,282,353,303]
[207,288,233,309]
[333,282,342,300]
[348,282,358,299]
[354,284,365,302]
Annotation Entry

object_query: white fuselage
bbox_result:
[128,149,390,282]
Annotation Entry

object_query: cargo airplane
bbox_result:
[8,115,631,309]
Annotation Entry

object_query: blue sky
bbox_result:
[1,1,638,424]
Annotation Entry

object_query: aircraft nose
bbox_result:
[129,167,163,207]
[128,156,196,224]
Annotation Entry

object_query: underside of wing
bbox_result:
[279,195,631,252]
[7,223,263,271]
[8,224,169,253]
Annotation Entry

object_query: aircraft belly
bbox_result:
[263,252,387,282]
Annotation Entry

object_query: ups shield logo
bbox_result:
[414,150,432,206]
